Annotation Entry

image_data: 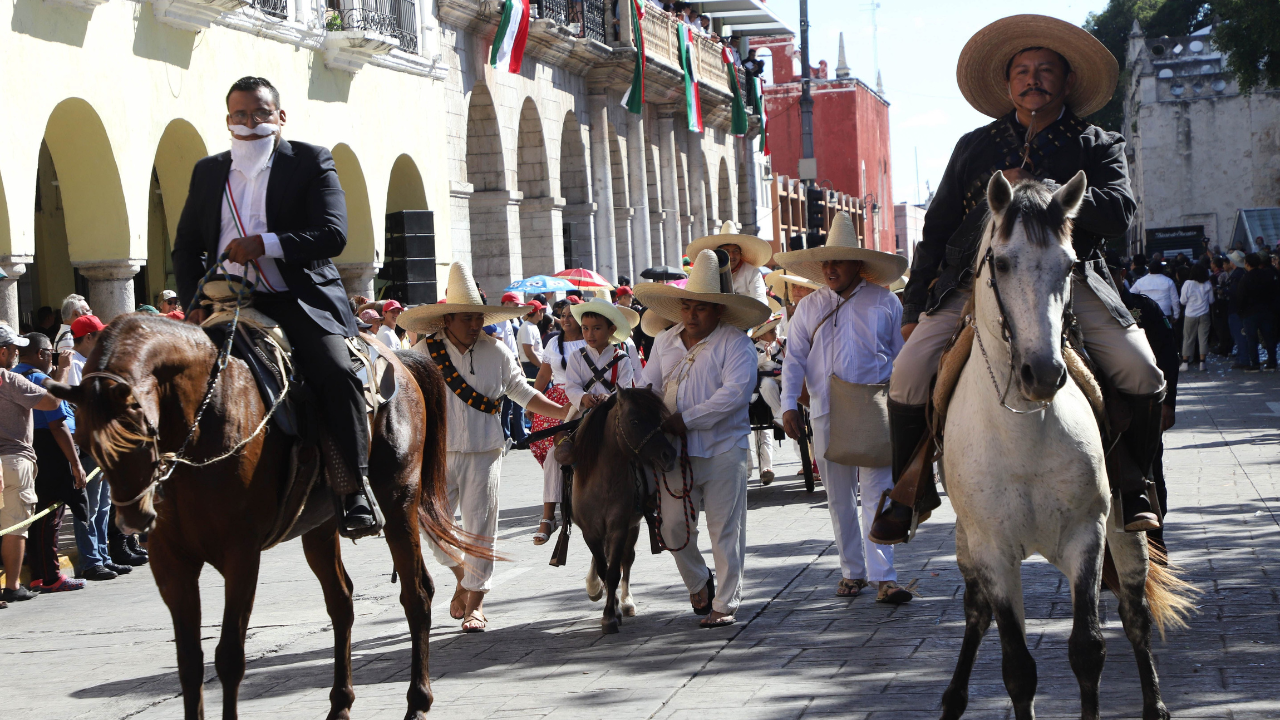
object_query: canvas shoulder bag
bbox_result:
[810,292,892,468]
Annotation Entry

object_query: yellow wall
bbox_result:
[33,143,76,310]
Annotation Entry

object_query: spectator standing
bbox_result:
[491,293,527,444]
[1179,264,1214,371]
[159,290,184,320]
[376,300,404,350]
[1238,253,1280,371]
[517,302,546,378]
[33,307,58,344]
[1225,252,1248,367]
[1130,262,1180,321]
[55,294,91,351]
[0,324,73,602]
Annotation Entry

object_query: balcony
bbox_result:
[635,7,734,96]
[324,0,419,54]
[532,0,607,44]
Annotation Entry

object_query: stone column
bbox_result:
[686,129,710,239]
[562,202,597,269]
[519,196,566,277]
[449,180,475,267]
[336,262,382,299]
[738,136,761,236]
[75,259,144,323]
[469,189,525,297]
[626,114,653,280]
[0,256,32,330]
[587,93,618,282]
[657,113,682,266]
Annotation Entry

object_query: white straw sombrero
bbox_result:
[957,14,1118,119]
[615,305,641,334]
[571,299,633,343]
[750,314,783,340]
[685,221,774,269]
[764,269,822,303]
[634,250,772,330]
[773,212,908,287]
[398,261,529,335]
[640,307,674,337]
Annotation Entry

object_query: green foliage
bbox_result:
[1212,0,1280,94]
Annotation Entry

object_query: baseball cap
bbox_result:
[525,300,544,313]
[72,315,106,339]
[0,322,32,347]
[501,292,522,304]
[616,285,634,296]
[382,300,404,313]
[1228,250,1246,266]
[566,295,583,305]
[160,289,178,302]
[359,309,381,324]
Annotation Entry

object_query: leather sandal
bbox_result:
[462,610,487,633]
[449,586,467,620]
[876,581,913,604]
[691,577,715,616]
[836,578,870,597]
[532,518,557,545]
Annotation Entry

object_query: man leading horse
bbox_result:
[870,15,1166,544]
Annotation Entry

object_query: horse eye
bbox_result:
[995,258,1011,273]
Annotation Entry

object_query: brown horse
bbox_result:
[564,388,675,634]
[46,315,478,720]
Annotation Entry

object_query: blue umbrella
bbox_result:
[505,275,578,293]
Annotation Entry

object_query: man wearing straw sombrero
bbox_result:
[775,211,914,603]
[635,250,771,628]
[685,222,773,304]
[870,14,1167,545]
[399,261,570,633]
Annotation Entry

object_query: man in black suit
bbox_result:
[173,77,378,538]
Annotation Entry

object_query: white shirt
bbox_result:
[415,332,537,453]
[565,344,638,411]
[732,263,768,304]
[517,321,544,365]
[782,282,904,419]
[639,321,757,458]
[1129,273,1180,318]
[493,319,519,356]
[756,339,782,372]
[544,334,587,387]
[68,351,87,387]
[1179,279,1214,318]
[55,324,74,352]
[220,155,288,292]
[376,324,401,351]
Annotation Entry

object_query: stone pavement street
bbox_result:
[3,360,1279,719]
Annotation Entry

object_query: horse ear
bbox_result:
[987,171,1013,216]
[1051,170,1088,220]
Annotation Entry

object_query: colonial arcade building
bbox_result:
[0,0,787,328]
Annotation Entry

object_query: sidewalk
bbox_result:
[1,358,1277,718]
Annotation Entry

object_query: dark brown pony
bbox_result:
[566,388,675,634]
[46,315,478,720]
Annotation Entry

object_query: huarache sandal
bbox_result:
[700,613,736,629]
[462,610,487,633]
[449,586,467,620]
[836,578,870,597]
[876,581,913,605]
[532,518,557,546]
[691,577,715,616]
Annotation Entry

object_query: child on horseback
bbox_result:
[564,299,638,412]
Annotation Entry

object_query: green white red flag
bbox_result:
[724,46,749,137]
[754,76,769,155]
[489,0,531,74]
[621,0,646,114]
[678,23,704,133]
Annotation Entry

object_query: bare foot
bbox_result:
[700,610,735,628]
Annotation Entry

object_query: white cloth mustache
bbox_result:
[228,124,279,137]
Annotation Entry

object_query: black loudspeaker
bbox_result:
[381,211,437,305]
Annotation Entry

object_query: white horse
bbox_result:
[940,171,1193,720]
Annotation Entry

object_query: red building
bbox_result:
[752,36,896,253]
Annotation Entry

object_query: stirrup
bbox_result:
[870,489,919,546]
[339,478,385,540]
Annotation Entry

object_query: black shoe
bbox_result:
[79,565,118,581]
[125,535,148,558]
[340,490,378,537]
[103,561,133,576]
[1245,365,1261,373]
[109,536,148,566]
[1,586,38,602]
[1122,491,1161,532]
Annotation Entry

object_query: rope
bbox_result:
[653,437,696,552]
[0,502,61,537]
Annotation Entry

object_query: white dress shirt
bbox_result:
[68,351,87,387]
[732,263,769,303]
[517,321,544,365]
[783,282,904,419]
[544,335,587,386]
[1129,273,1180,318]
[1179,279,1214,318]
[639,322,757,458]
[55,324,74,352]
[565,344,638,411]
[415,332,537,453]
[220,154,288,292]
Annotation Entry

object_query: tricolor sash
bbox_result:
[425,336,500,415]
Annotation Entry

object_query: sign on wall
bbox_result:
[1145,225,1205,260]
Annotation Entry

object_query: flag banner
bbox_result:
[755,76,769,155]
[724,46,748,137]
[678,23,704,133]
[621,0,647,114]
[490,0,531,74]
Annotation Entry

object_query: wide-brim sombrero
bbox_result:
[640,307,674,337]
[634,250,771,330]
[774,211,908,287]
[398,261,529,335]
[957,14,1118,119]
[750,314,783,340]
[764,269,822,303]
[571,299,633,343]
[685,221,774,269]
[616,305,641,334]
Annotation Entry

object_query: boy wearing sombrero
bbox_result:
[749,314,784,485]
[399,261,570,632]
[635,250,771,628]
[872,14,1167,544]
[564,299,638,412]
[685,222,773,304]
[776,212,913,603]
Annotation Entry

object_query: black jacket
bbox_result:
[172,139,358,337]
[1118,286,1178,408]
[1239,266,1280,317]
[903,110,1137,327]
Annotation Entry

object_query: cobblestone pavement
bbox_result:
[3,359,1279,719]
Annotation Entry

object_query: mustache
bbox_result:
[1020,87,1051,97]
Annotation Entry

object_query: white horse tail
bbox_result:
[1103,538,1198,638]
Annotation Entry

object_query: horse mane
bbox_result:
[990,180,1074,249]
[573,387,668,480]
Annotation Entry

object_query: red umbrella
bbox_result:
[553,268,614,290]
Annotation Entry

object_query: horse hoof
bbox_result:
[587,588,604,602]
[621,599,637,617]
[602,618,620,634]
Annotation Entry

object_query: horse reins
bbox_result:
[609,393,694,553]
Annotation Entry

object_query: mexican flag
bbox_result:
[678,23,704,133]
[724,46,749,137]
[621,0,646,114]
[489,0,531,74]
[754,76,770,155]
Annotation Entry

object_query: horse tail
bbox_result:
[1102,537,1197,639]
[395,349,495,562]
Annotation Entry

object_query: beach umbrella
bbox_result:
[640,265,687,282]
[504,275,578,294]
[553,267,614,290]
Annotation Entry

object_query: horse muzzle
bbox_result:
[1016,351,1068,403]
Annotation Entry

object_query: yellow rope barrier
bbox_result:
[0,467,102,536]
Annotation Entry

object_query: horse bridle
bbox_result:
[971,246,1075,415]
[612,396,664,458]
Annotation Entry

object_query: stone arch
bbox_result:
[148,119,209,305]
[387,154,429,214]
[331,144,376,265]
[25,141,79,326]
[517,98,558,278]
[560,112,591,270]
[466,83,520,293]
[42,99,130,263]
[608,125,631,281]
[0,169,10,254]
[645,141,663,265]
[717,157,733,228]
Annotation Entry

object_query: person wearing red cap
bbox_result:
[376,300,404,351]
[517,302,545,379]
[67,316,106,387]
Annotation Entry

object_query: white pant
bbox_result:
[659,445,749,614]
[753,377,783,473]
[431,449,502,592]
[543,446,564,504]
[811,413,896,582]
[753,429,774,473]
